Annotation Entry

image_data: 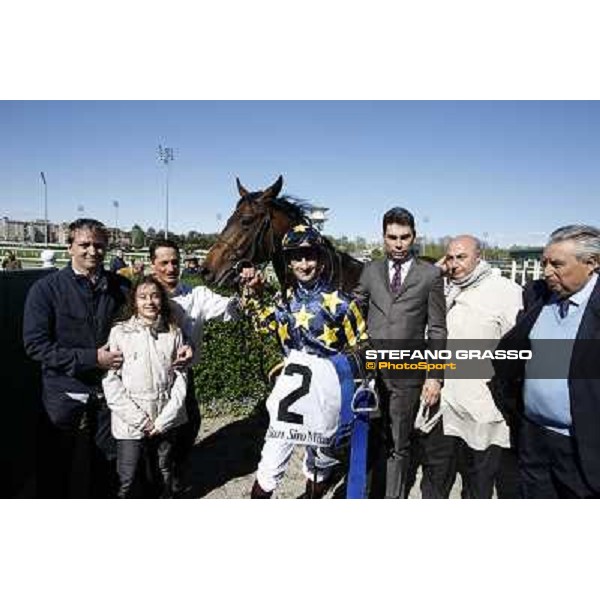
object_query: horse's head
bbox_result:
[200,175,285,287]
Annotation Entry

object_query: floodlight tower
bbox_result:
[113,200,119,231]
[40,171,48,244]
[422,215,430,256]
[157,145,175,240]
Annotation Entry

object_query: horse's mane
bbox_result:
[274,196,345,258]
[232,189,362,293]
[274,195,312,224]
[236,192,311,224]
[271,195,356,293]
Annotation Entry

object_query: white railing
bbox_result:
[0,244,211,270]
[489,259,542,286]
[1,242,542,288]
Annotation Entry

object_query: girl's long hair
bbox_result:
[119,274,176,329]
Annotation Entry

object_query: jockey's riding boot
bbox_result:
[300,478,329,499]
[250,479,273,499]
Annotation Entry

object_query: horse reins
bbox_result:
[214,205,276,276]
[213,201,279,391]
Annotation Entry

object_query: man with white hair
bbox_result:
[494,225,600,498]
[418,235,522,498]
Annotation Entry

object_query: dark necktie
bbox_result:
[391,261,403,294]
[558,298,571,319]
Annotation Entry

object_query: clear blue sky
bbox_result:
[1,100,598,247]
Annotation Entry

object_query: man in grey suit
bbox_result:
[355,207,447,498]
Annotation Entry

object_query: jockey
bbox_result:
[240,223,368,498]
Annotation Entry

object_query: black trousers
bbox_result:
[171,375,201,488]
[36,399,118,499]
[518,418,598,499]
[371,382,421,499]
[411,421,457,498]
[415,421,516,499]
[116,433,175,498]
[495,447,520,499]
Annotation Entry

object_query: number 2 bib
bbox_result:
[265,350,345,447]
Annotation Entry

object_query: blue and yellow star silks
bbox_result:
[244,277,367,358]
[277,321,291,344]
[317,323,339,347]
[321,290,343,314]
[293,304,315,330]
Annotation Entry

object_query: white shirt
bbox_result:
[170,286,241,366]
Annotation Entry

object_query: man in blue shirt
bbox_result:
[494,224,600,498]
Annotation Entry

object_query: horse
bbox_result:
[200,176,365,294]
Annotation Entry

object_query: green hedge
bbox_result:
[193,319,282,417]
[181,274,284,417]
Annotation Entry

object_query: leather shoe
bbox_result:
[298,478,329,499]
[250,479,273,499]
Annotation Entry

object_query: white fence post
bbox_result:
[520,260,528,286]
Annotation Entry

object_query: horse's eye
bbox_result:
[240,217,253,228]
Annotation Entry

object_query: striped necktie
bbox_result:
[391,261,403,294]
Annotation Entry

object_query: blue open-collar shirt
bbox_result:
[524,273,598,435]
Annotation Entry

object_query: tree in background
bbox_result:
[184,232,218,252]
[370,247,384,260]
[131,224,145,249]
[145,227,157,244]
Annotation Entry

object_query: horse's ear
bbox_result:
[262,175,283,199]
[236,177,250,198]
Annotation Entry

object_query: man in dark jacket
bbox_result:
[353,207,447,498]
[23,218,129,498]
[493,224,600,498]
[109,248,127,273]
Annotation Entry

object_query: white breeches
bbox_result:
[256,437,339,493]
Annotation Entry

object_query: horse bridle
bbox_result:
[214,203,276,275]
[214,197,346,290]
[219,202,284,390]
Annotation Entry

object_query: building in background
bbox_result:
[508,247,543,262]
[1,217,132,247]
[306,205,329,232]
[1,217,27,242]
[108,228,133,248]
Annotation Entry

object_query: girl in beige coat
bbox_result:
[103,275,188,498]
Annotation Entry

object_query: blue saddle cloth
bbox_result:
[330,354,376,499]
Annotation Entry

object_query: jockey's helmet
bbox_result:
[281,224,324,252]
